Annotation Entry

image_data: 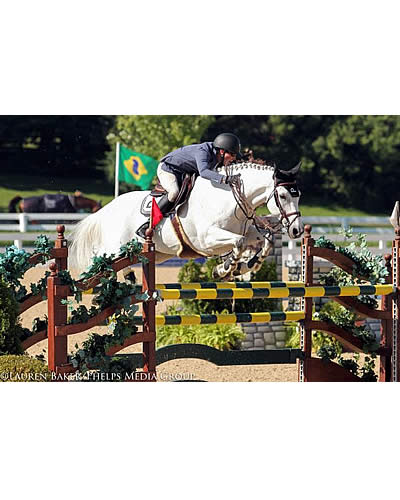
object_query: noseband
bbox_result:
[271,180,302,231]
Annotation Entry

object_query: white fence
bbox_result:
[283,215,393,260]
[0,213,87,249]
[0,213,394,260]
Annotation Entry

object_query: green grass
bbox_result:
[0,172,115,212]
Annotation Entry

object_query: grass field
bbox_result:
[0,173,115,212]
[0,172,388,217]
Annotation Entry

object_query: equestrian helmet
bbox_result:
[213,133,242,157]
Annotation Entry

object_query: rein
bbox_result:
[228,168,301,238]
[271,181,302,229]
[230,177,279,240]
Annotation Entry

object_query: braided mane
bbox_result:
[216,160,274,174]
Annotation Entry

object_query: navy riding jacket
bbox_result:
[160,142,225,183]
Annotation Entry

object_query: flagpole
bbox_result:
[114,142,120,198]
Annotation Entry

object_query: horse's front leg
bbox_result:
[231,237,274,278]
[212,224,271,280]
[212,236,247,280]
[202,226,246,280]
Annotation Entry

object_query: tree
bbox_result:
[105,115,215,188]
[206,115,400,212]
[0,116,114,176]
[310,115,400,210]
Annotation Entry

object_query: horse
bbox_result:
[68,161,304,279]
[8,191,102,213]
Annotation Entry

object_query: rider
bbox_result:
[136,132,243,238]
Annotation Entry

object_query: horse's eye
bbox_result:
[279,194,286,200]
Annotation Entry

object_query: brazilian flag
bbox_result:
[118,145,159,189]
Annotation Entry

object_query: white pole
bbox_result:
[17,213,28,250]
[287,240,294,261]
[114,142,120,198]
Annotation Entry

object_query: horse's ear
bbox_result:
[285,161,301,176]
[275,161,301,179]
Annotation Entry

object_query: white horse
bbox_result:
[69,161,304,279]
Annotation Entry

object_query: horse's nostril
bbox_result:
[293,228,298,237]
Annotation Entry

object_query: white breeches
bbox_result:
[157,163,180,202]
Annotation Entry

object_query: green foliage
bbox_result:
[92,278,137,310]
[79,239,143,281]
[0,246,31,301]
[0,236,55,302]
[318,350,378,382]
[207,115,400,212]
[313,235,335,250]
[337,357,359,376]
[30,271,50,299]
[284,323,300,349]
[32,316,48,334]
[317,345,337,361]
[119,239,145,261]
[70,305,139,375]
[0,279,25,355]
[33,235,53,263]
[105,115,215,188]
[284,309,342,354]
[316,231,388,285]
[358,355,378,381]
[109,115,215,161]
[176,258,280,314]
[318,301,378,352]
[157,307,244,350]
[289,229,382,380]
[58,270,83,303]
[0,355,51,381]
[317,344,378,381]
[80,253,116,280]
[0,115,114,177]
[312,115,400,210]
[68,305,98,324]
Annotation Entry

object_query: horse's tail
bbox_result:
[68,213,103,273]
[8,196,22,213]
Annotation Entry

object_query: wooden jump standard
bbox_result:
[299,224,400,382]
[46,226,157,378]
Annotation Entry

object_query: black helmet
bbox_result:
[213,133,242,158]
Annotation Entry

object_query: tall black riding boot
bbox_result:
[135,196,175,239]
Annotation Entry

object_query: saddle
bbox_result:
[150,172,196,214]
[142,173,208,259]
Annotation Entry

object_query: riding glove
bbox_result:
[224,174,241,186]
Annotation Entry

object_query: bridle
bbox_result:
[269,180,302,232]
[229,169,302,238]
